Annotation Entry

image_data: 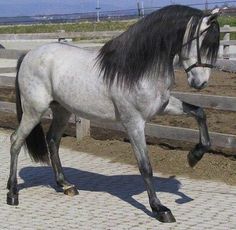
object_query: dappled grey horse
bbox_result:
[7,5,220,223]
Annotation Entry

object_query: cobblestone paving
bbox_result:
[0,129,236,230]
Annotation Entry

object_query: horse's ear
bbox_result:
[199,8,223,33]
[207,8,224,25]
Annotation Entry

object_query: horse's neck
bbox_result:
[148,65,175,90]
[157,74,174,92]
[133,71,174,97]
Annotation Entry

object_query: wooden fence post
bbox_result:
[75,116,90,141]
[223,25,230,59]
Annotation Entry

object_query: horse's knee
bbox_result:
[196,107,206,121]
[10,138,23,156]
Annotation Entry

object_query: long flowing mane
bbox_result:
[97,5,219,89]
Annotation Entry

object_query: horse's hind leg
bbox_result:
[46,103,78,196]
[122,118,176,223]
[7,111,44,205]
[163,96,210,167]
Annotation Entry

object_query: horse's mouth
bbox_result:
[192,81,208,90]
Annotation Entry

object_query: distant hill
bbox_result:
[0,0,139,17]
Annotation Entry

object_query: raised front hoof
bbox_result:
[187,151,202,168]
[152,206,176,223]
[7,193,19,206]
[64,186,79,197]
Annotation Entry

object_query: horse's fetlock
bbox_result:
[150,198,161,210]
[56,173,67,187]
[202,141,211,151]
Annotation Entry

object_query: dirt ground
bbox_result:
[0,69,236,185]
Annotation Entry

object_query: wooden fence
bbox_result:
[0,26,236,150]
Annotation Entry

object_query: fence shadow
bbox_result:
[18,166,193,217]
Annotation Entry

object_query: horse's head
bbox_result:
[180,9,220,90]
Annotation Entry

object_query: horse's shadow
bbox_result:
[18,166,193,217]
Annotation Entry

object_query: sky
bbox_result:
[0,0,230,17]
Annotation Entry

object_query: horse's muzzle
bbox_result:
[192,81,208,90]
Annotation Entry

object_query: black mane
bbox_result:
[97,5,220,89]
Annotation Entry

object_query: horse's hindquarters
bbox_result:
[17,43,117,122]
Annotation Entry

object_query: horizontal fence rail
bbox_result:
[172,92,236,112]
[91,121,236,149]
[0,31,122,41]
[0,75,15,87]
[0,49,28,59]
[219,26,236,33]
[0,67,16,73]
[220,40,236,46]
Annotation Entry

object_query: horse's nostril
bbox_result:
[191,79,197,88]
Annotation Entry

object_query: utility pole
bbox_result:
[137,0,141,17]
[205,0,208,11]
[96,0,101,22]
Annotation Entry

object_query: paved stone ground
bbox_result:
[0,128,236,230]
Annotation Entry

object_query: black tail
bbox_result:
[16,55,49,164]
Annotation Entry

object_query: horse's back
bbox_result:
[21,42,97,73]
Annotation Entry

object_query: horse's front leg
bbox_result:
[123,118,176,223]
[163,96,211,167]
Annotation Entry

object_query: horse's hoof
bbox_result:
[152,206,176,223]
[64,186,79,196]
[187,151,202,168]
[7,193,19,206]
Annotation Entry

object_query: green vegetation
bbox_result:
[0,16,235,40]
[218,16,236,40]
[218,16,236,27]
[0,20,136,34]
